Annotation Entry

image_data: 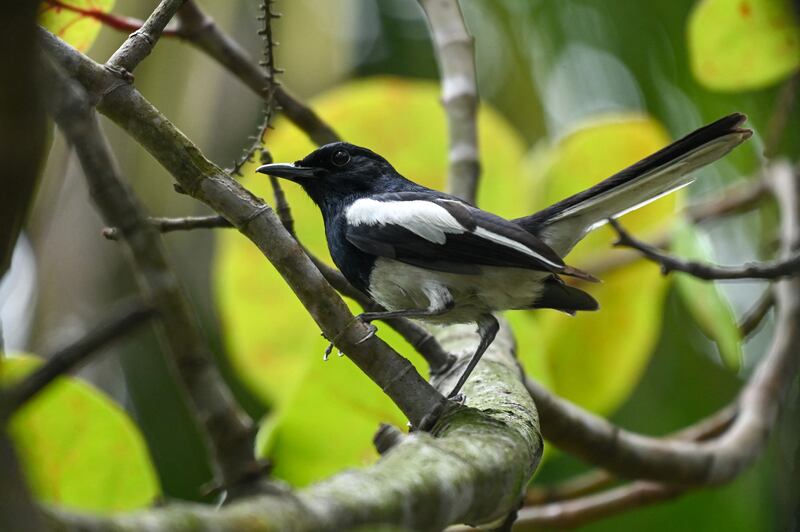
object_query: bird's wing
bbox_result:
[344,192,592,279]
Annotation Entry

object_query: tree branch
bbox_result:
[46,321,542,531]
[40,28,447,430]
[42,56,265,496]
[738,288,774,338]
[0,301,154,421]
[608,217,800,280]
[418,0,481,203]
[525,162,800,486]
[106,0,186,73]
[101,210,456,374]
[524,404,736,505]
[515,481,681,530]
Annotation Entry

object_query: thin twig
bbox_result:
[175,0,339,146]
[226,0,279,177]
[0,301,155,421]
[106,0,186,73]
[688,179,768,224]
[738,288,774,338]
[102,215,230,240]
[576,179,769,279]
[609,217,800,280]
[418,0,481,203]
[269,176,295,237]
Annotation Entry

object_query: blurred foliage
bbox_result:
[688,0,800,91]
[0,354,159,512]
[38,0,116,53]
[672,221,743,370]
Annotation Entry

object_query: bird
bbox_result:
[257,113,752,401]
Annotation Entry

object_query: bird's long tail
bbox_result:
[514,113,752,257]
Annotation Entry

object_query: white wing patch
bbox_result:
[346,198,466,244]
[347,198,563,268]
[473,227,562,268]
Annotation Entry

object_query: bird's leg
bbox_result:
[446,314,499,400]
[324,298,454,360]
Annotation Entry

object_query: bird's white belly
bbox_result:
[367,258,547,324]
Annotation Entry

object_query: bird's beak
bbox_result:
[256,162,318,181]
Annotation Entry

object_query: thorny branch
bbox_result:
[418,0,481,204]
[43,0,339,145]
[0,301,154,421]
[226,0,280,177]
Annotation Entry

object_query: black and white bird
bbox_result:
[257,113,752,400]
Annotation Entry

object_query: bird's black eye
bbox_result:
[331,149,351,167]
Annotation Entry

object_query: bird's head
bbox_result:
[256,142,408,207]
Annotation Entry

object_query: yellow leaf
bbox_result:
[39,0,116,53]
[0,354,159,513]
[688,0,800,91]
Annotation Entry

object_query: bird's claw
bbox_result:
[322,318,377,361]
[355,322,378,344]
[447,392,466,405]
[323,342,334,361]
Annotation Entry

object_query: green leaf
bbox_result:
[688,0,800,91]
[519,114,676,414]
[214,76,528,485]
[671,222,744,370]
[0,354,160,513]
[39,0,116,53]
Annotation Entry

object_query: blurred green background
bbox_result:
[3,0,799,529]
